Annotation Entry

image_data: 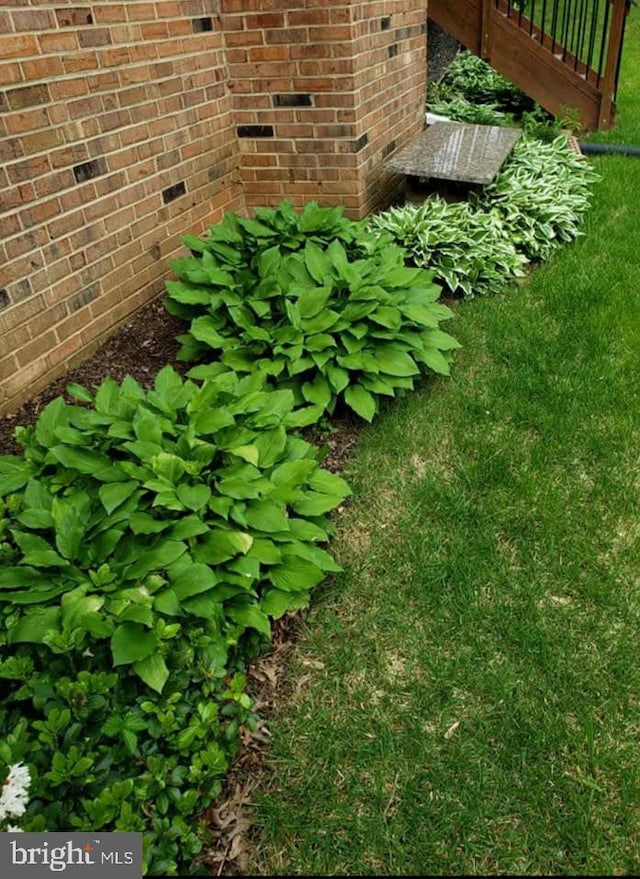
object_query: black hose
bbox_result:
[579,142,640,156]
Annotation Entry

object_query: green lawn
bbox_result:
[247,11,640,876]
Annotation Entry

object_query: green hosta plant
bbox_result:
[166,226,460,422]
[0,366,350,691]
[433,50,532,115]
[181,200,374,271]
[427,93,512,127]
[483,135,600,260]
[369,197,528,299]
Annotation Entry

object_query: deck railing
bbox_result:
[429,0,631,129]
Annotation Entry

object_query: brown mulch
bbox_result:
[0,297,186,456]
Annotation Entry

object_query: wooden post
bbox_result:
[480,0,492,59]
[598,0,629,129]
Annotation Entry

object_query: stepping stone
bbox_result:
[387,121,521,186]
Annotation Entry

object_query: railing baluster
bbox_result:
[597,0,611,85]
[586,0,600,81]
[550,0,560,55]
[578,0,590,70]
[560,0,571,62]
[540,0,548,48]
[529,0,537,37]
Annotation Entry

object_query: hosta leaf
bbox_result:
[168,516,209,540]
[196,530,253,564]
[245,500,290,533]
[305,333,336,352]
[176,484,211,512]
[247,538,282,565]
[326,239,349,277]
[297,285,333,319]
[227,603,271,637]
[301,310,340,333]
[304,240,332,283]
[269,557,325,592]
[111,623,158,666]
[288,543,343,573]
[23,479,53,511]
[288,519,329,542]
[0,565,56,590]
[124,540,187,580]
[301,375,332,409]
[16,509,54,530]
[292,491,346,517]
[376,346,420,377]
[7,607,61,644]
[260,588,297,618]
[117,605,154,627]
[228,445,260,467]
[416,348,452,376]
[34,397,69,448]
[192,408,235,435]
[190,315,227,349]
[271,459,317,488]
[150,453,186,484]
[170,562,218,599]
[133,653,170,693]
[154,588,181,616]
[283,405,325,429]
[48,446,117,480]
[65,382,94,403]
[62,593,105,631]
[181,593,226,621]
[370,306,401,329]
[253,428,287,468]
[257,245,282,278]
[130,513,170,535]
[308,469,351,499]
[423,329,462,350]
[165,279,212,305]
[344,384,377,422]
[99,481,139,515]
[326,365,350,394]
[52,492,91,561]
[400,304,440,327]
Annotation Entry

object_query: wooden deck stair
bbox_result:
[429,0,631,131]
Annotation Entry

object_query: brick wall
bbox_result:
[0,0,245,413]
[0,0,427,414]
[221,0,427,216]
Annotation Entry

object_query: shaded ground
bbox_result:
[427,20,460,83]
[0,298,185,456]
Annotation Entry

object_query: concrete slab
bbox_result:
[387,121,522,186]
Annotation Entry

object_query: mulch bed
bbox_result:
[0,297,186,456]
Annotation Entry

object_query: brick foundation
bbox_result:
[0,1,427,414]
[222,0,427,216]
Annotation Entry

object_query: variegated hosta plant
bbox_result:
[166,221,460,422]
[0,366,350,692]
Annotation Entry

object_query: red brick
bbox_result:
[55,7,94,28]
[38,32,78,54]
[21,57,65,81]
[0,61,23,87]
[0,33,38,59]
[4,107,49,135]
